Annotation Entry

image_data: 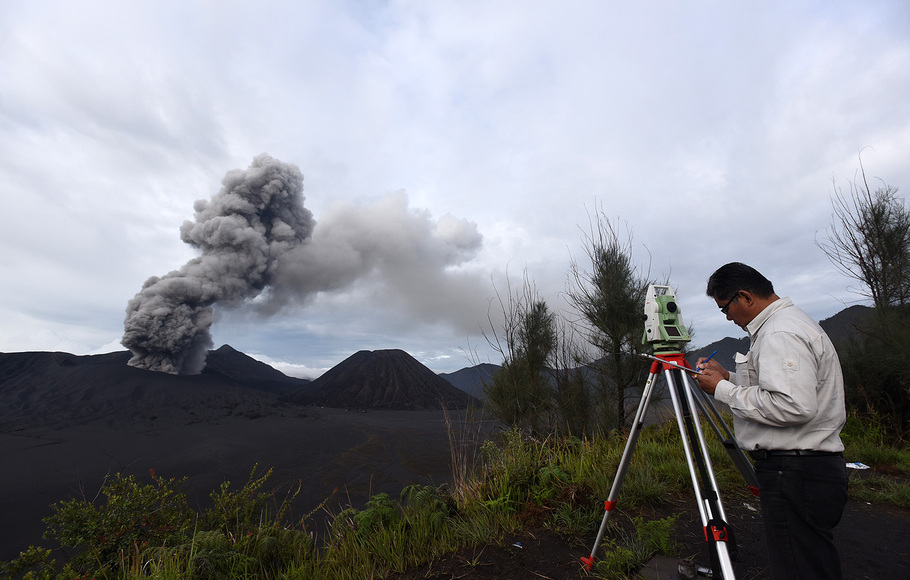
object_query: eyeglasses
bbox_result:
[720,292,740,315]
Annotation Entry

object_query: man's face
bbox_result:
[714,292,749,329]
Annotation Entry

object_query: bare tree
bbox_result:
[817,154,910,310]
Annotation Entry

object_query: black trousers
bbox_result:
[754,455,849,580]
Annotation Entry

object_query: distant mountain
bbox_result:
[437,306,876,391]
[204,344,310,396]
[1,303,871,425]
[818,304,873,342]
[0,346,309,430]
[686,336,750,371]
[294,349,478,410]
[685,304,873,369]
[438,363,500,399]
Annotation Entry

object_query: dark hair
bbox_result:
[706,262,775,300]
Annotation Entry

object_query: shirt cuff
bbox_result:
[713,379,735,403]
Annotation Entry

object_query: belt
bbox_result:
[748,449,843,460]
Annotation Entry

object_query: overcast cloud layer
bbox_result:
[1,1,908,377]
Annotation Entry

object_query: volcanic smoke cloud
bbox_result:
[122,154,484,375]
[122,154,314,374]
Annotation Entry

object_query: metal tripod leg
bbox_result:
[687,382,759,495]
[580,367,661,570]
[666,367,736,579]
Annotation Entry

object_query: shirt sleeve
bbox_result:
[714,331,819,426]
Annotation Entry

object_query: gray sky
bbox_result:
[2,1,908,377]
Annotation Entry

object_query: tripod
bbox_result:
[580,350,759,579]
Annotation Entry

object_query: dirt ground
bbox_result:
[0,408,469,560]
[3,405,907,579]
[387,489,910,580]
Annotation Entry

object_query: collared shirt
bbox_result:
[713,297,846,452]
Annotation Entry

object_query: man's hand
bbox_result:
[692,358,729,396]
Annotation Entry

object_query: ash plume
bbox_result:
[264,191,484,321]
[122,154,314,374]
[122,154,484,375]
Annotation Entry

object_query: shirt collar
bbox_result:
[745,296,792,338]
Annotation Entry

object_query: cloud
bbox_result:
[267,190,485,325]
[1,1,909,372]
[247,352,329,381]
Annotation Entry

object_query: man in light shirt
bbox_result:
[694,262,848,580]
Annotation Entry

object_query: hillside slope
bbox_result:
[296,349,478,410]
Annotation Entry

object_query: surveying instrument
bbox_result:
[581,285,759,579]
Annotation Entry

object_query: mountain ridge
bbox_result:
[293,349,477,410]
[685,303,872,369]
[0,304,872,422]
[440,304,874,398]
[0,347,310,431]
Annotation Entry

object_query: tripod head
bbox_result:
[642,284,690,353]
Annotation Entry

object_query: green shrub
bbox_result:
[353,493,401,537]
[43,470,192,576]
[0,546,56,580]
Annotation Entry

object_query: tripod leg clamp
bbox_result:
[704,519,730,543]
